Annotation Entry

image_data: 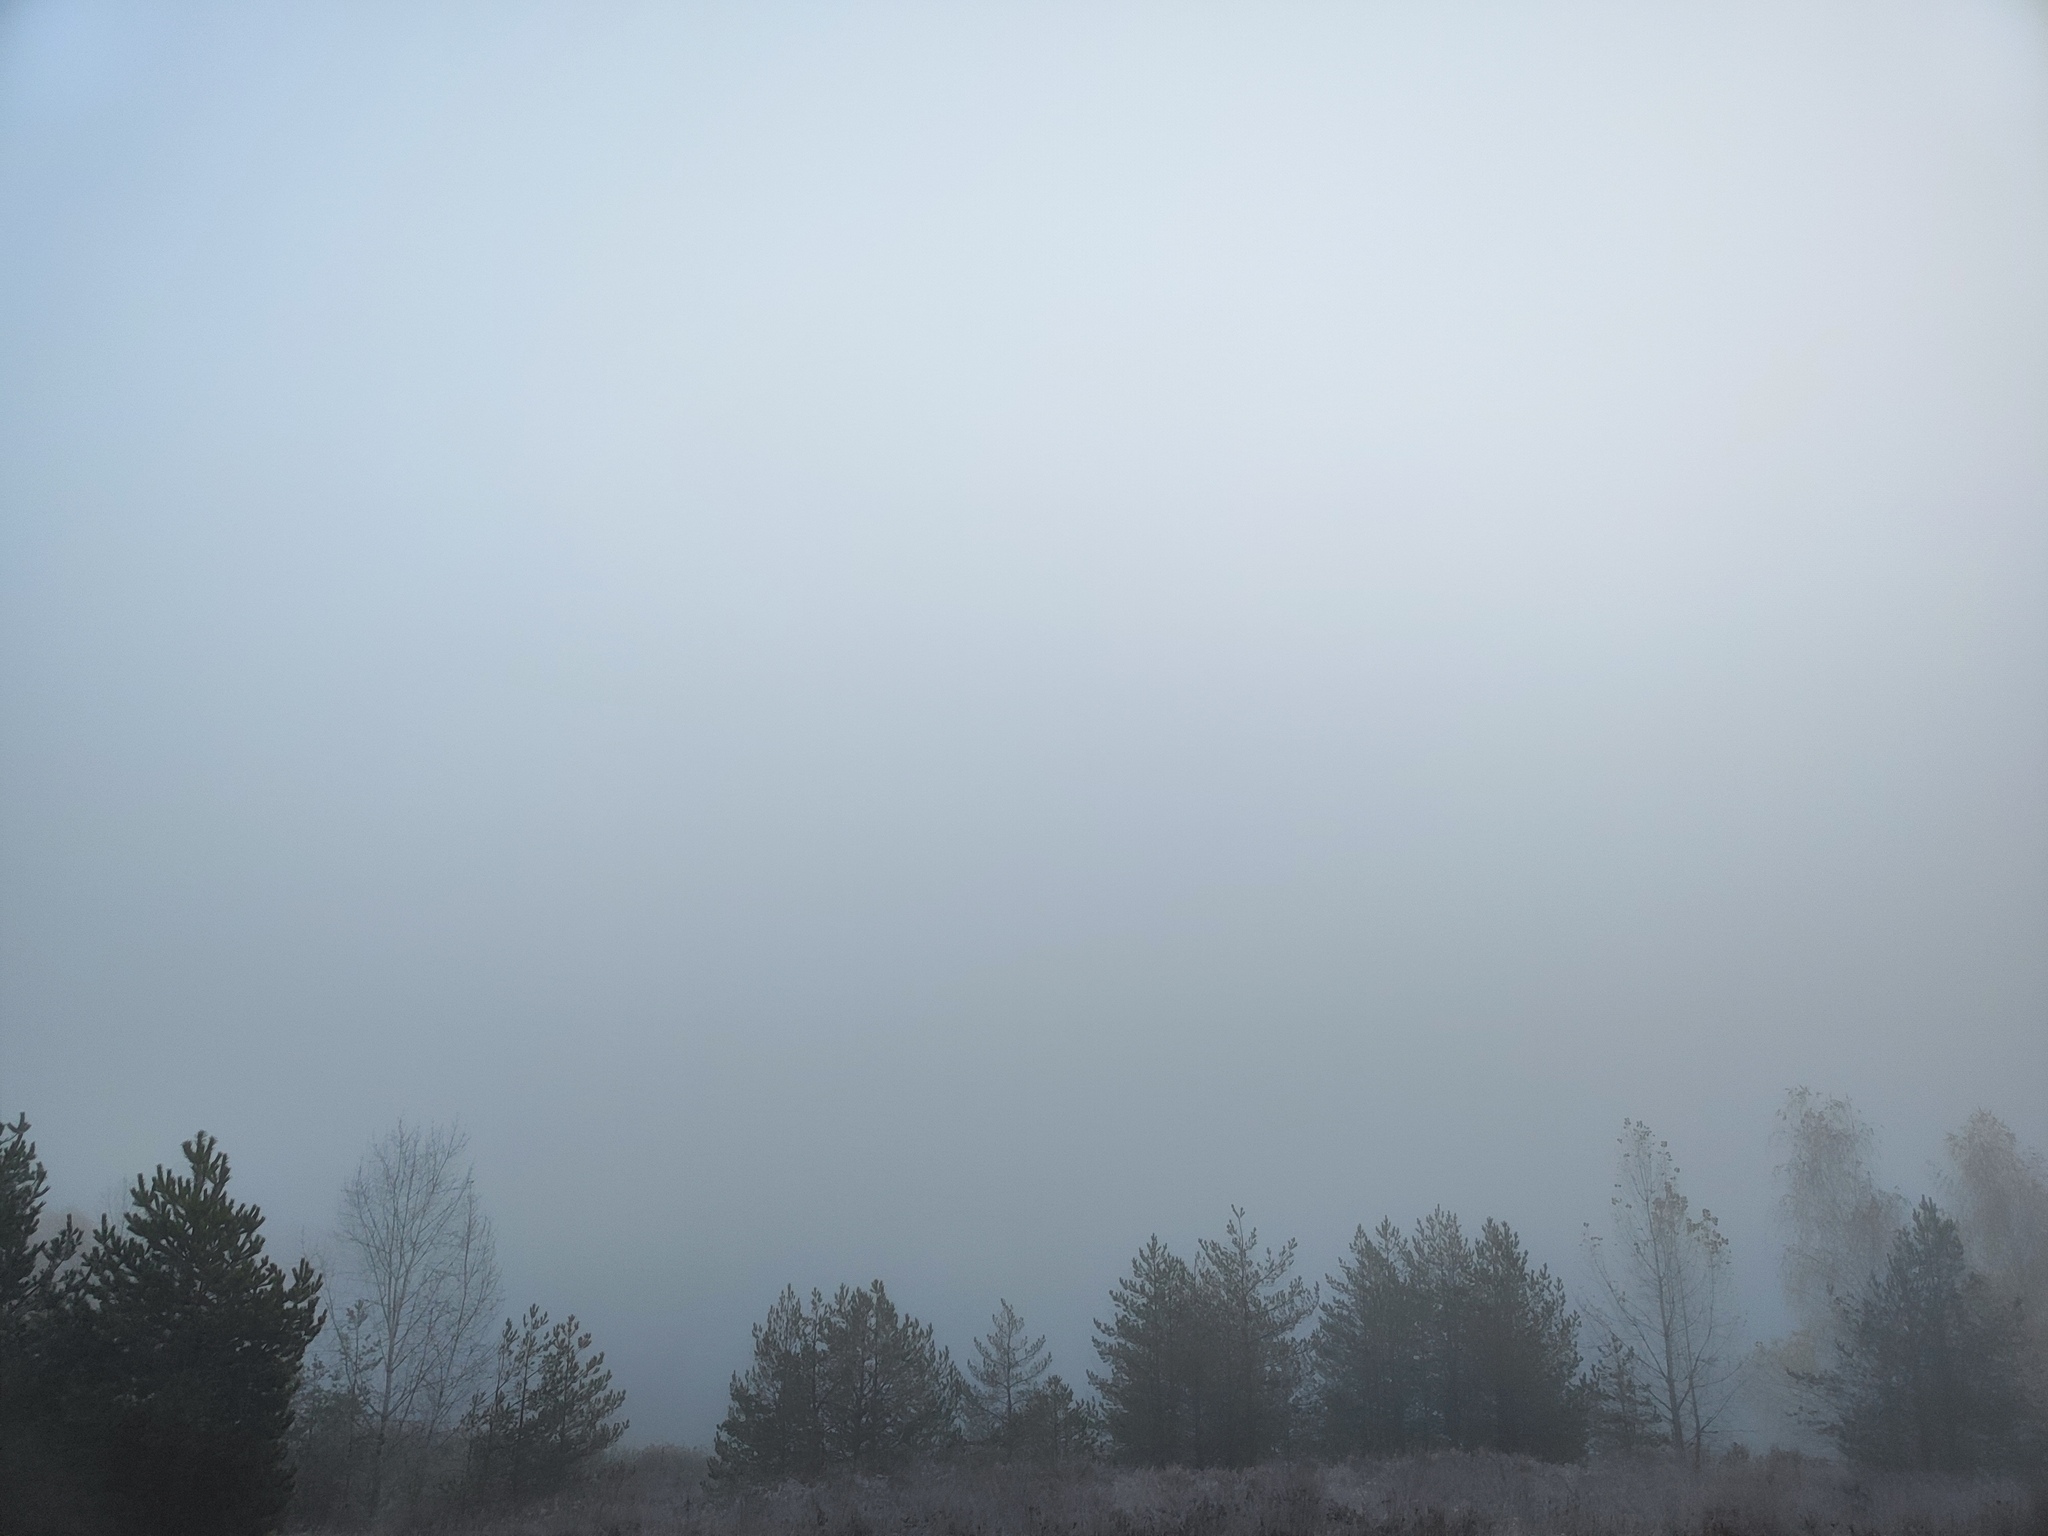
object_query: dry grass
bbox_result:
[374,1449,2042,1536]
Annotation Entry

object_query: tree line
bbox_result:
[714,1099,2046,1481]
[710,1206,1587,1480]
[5,1092,2043,1529]
[0,1117,627,1536]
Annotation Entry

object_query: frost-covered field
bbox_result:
[385,1451,2040,1536]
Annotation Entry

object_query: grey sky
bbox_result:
[2,2,2044,1446]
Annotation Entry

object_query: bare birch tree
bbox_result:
[1584,1120,1738,1465]
[338,1121,500,1515]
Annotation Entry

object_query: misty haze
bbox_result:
[1,3,2044,1533]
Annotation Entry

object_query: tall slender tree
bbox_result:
[1091,1236,1203,1465]
[336,1120,500,1516]
[1409,1209,1478,1448]
[1467,1218,1585,1459]
[1585,1120,1737,1464]
[1314,1218,1427,1454]
[1197,1208,1314,1465]
[966,1299,1050,1454]
[0,1116,87,1534]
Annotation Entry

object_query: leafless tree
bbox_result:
[338,1121,500,1516]
[1585,1120,1738,1465]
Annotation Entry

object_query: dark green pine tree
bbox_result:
[1809,1198,2038,1470]
[1,1116,87,1535]
[1315,1211,1588,1463]
[1091,1236,1203,1465]
[815,1280,959,1470]
[711,1285,829,1482]
[1466,1218,1587,1460]
[710,1281,957,1481]
[1407,1208,1479,1448]
[1313,1219,1428,1455]
[1196,1208,1314,1465]
[462,1305,627,1504]
[68,1131,324,1536]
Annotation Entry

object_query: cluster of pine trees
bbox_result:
[714,1207,1586,1480]
[8,1094,2044,1521]
[0,1116,629,1536]
[711,1283,1104,1482]
[1093,1208,1584,1466]
[0,1121,322,1536]
[718,1101,2048,1485]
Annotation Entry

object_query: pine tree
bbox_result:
[0,1116,87,1535]
[1091,1236,1202,1465]
[1197,1208,1314,1465]
[1314,1211,1588,1463]
[68,1131,324,1536]
[710,1280,957,1481]
[1466,1218,1586,1460]
[1314,1219,1427,1455]
[711,1285,829,1482]
[462,1304,627,1502]
[1408,1208,1478,1448]
[966,1299,1050,1454]
[1588,1332,1662,1453]
[1805,1198,2038,1470]
[817,1280,960,1469]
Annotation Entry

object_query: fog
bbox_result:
[2,1,2044,1448]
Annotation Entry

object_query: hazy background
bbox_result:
[2,1,2044,1447]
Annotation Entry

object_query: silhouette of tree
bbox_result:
[1091,1235,1203,1465]
[0,1116,86,1534]
[462,1305,626,1502]
[1314,1211,1584,1460]
[711,1280,956,1481]
[68,1131,324,1536]
[1198,1208,1313,1464]
[1314,1218,1427,1454]
[1094,1212,1311,1467]
[337,1120,500,1517]
[1467,1218,1586,1459]
[1585,1121,1736,1463]
[1803,1198,2038,1470]
[965,1299,1050,1454]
